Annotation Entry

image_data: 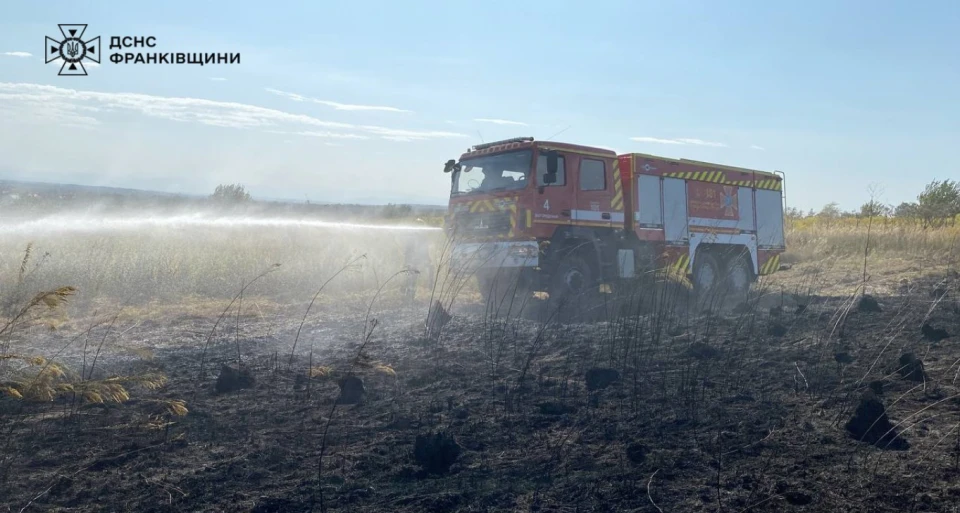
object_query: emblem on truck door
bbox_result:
[722,186,738,217]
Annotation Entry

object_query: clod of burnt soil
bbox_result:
[767,322,788,337]
[585,368,620,391]
[686,341,721,359]
[413,431,461,474]
[834,351,854,365]
[898,353,926,382]
[625,442,647,465]
[921,322,951,342]
[858,294,882,312]
[215,363,255,393]
[845,390,909,450]
[337,375,366,404]
[426,300,452,338]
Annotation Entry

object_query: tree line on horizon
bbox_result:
[787,179,960,227]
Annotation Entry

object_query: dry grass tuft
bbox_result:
[34,286,77,308]
[372,363,396,377]
[144,398,189,417]
[309,366,334,378]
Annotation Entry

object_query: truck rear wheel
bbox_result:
[694,251,753,309]
[692,252,723,309]
[724,254,753,302]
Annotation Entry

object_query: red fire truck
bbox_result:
[443,137,785,308]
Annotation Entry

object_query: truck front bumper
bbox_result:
[450,241,540,270]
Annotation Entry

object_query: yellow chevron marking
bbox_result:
[526,209,532,228]
[760,254,781,274]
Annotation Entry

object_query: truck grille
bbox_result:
[453,211,512,238]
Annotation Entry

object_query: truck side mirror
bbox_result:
[542,151,558,185]
[443,159,460,173]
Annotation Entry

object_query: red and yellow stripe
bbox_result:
[611,159,623,210]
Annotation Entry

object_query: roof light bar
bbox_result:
[471,137,534,151]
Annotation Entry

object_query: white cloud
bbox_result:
[630,136,685,145]
[0,83,465,143]
[359,126,467,142]
[266,129,369,140]
[750,145,765,151]
[210,77,227,81]
[474,118,528,126]
[674,138,726,147]
[265,87,412,113]
[3,52,32,58]
[265,88,307,102]
[631,136,727,147]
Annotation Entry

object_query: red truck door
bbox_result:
[531,150,574,232]
[571,154,616,228]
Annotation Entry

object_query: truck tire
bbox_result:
[692,252,723,308]
[724,254,753,302]
[548,255,600,322]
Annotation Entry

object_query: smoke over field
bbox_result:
[1,205,959,512]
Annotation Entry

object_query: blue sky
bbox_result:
[1,1,957,209]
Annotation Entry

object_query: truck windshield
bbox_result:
[451,150,532,196]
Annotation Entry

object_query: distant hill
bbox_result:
[0,179,199,199]
[0,178,446,211]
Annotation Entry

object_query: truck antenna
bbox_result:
[544,125,571,142]
[476,130,485,143]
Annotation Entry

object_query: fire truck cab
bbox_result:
[443,137,785,309]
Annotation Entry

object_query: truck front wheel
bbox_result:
[548,255,600,321]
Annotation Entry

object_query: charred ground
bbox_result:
[2,265,959,512]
